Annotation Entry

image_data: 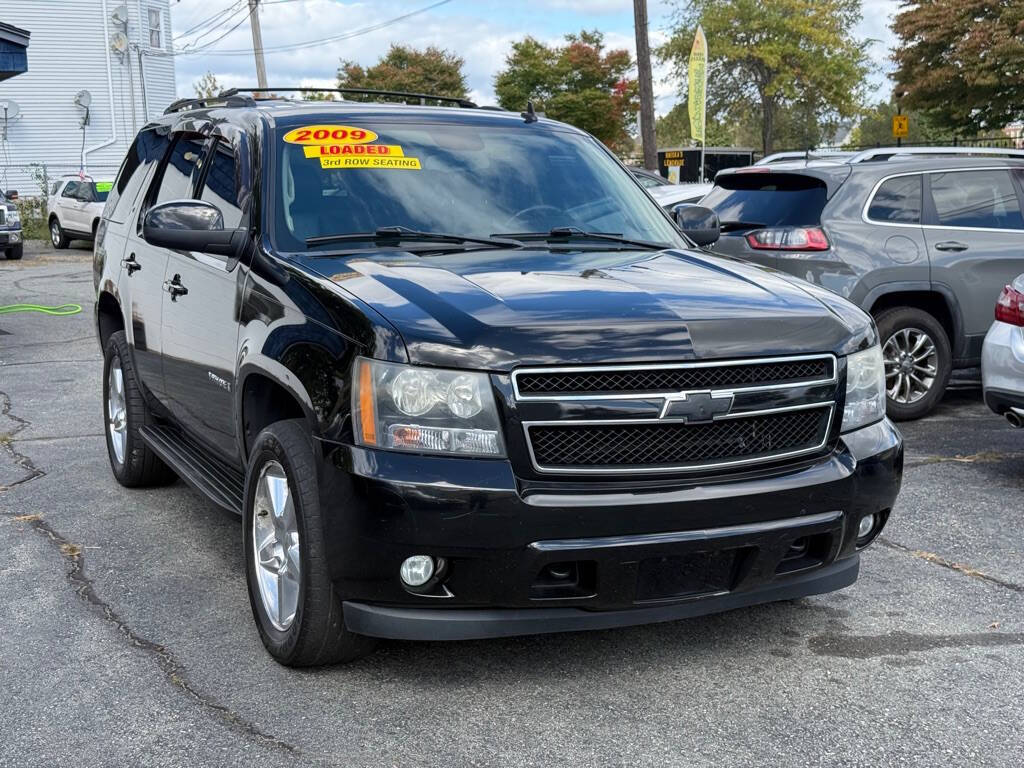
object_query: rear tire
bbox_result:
[875,306,951,421]
[243,419,376,667]
[50,217,69,249]
[103,331,177,487]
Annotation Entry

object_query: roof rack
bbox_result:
[848,146,1024,163]
[218,87,478,109]
[164,93,256,115]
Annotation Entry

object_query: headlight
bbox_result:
[8,211,20,224]
[352,358,505,457]
[842,345,885,432]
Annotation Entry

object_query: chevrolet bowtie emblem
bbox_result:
[660,391,734,422]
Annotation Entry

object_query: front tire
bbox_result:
[875,306,951,421]
[103,331,176,487]
[50,217,69,249]
[243,419,376,667]
[5,244,22,260]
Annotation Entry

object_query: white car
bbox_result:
[982,276,1024,427]
[648,181,714,210]
[47,177,112,248]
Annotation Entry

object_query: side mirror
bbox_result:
[673,204,720,247]
[143,200,245,258]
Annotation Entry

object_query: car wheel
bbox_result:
[875,306,951,421]
[243,419,376,667]
[50,218,69,249]
[103,331,177,487]
[6,244,23,260]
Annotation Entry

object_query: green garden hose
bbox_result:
[0,303,82,316]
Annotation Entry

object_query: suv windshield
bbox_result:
[702,173,827,228]
[271,121,684,252]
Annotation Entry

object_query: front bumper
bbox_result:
[319,419,902,641]
[982,320,1024,415]
[0,228,22,246]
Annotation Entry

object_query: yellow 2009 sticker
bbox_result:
[286,124,421,170]
[283,124,378,145]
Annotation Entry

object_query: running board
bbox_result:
[140,425,245,515]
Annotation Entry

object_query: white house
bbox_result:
[0,1,176,195]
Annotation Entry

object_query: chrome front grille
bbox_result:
[526,405,831,473]
[0,208,5,226]
[513,355,835,399]
[514,354,838,475]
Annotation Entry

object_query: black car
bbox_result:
[93,88,903,666]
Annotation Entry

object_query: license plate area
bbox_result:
[635,548,747,602]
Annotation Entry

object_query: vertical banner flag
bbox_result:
[688,25,707,144]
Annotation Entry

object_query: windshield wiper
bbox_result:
[306,226,521,250]
[719,220,767,233]
[491,226,668,250]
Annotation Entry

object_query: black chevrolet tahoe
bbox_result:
[93,89,903,666]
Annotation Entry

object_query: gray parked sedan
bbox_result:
[701,147,1024,420]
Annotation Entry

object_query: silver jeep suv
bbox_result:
[702,147,1024,419]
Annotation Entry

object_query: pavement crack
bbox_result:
[808,629,1024,659]
[14,514,301,756]
[879,536,1024,593]
[1,387,302,758]
[0,389,46,489]
[904,450,1024,468]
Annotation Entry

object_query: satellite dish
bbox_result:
[110,31,128,55]
[111,4,129,25]
[75,90,92,109]
[0,100,20,119]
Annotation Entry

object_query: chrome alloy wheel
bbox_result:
[107,359,127,465]
[883,327,938,405]
[252,461,301,631]
[50,221,61,247]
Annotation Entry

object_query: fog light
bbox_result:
[857,514,875,541]
[400,555,435,587]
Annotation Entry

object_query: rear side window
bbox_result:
[198,138,243,229]
[151,133,206,208]
[50,181,62,195]
[929,170,1024,230]
[702,173,827,227]
[867,175,921,223]
[105,130,170,223]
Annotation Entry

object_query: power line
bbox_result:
[178,2,253,51]
[173,0,246,40]
[152,0,452,57]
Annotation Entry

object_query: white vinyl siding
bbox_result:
[0,1,176,194]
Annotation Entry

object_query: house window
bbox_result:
[148,8,162,48]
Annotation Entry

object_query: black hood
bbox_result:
[300,247,874,370]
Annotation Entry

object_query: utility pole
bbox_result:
[248,0,268,89]
[633,0,657,171]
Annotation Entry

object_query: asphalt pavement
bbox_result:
[2,241,1023,767]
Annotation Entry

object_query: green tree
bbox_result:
[848,100,944,146]
[337,45,468,101]
[494,30,639,149]
[658,0,870,153]
[193,71,222,99]
[655,101,734,147]
[892,0,1024,134]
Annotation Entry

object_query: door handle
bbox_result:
[121,252,141,275]
[934,241,968,252]
[163,274,188,301]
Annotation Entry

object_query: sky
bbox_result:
[167,0,902,116]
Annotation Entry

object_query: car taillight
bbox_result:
[995,284,1024,326]
[745,227,830,251]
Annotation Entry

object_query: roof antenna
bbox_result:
[521,100,538,124]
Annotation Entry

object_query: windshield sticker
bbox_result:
[302,144,405,159]
[94,181,113,192]
[283,125,379,145]
[319,156,421,170]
